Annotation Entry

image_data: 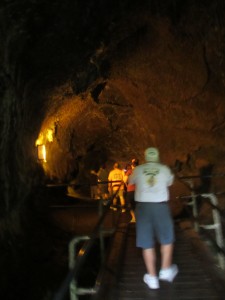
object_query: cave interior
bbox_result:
[1,0,225,299]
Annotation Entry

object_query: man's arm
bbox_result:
[108,173,112,193]
[167,167,174,186]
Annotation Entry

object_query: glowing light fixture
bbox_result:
[37,144,47,161]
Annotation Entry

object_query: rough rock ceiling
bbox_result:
[1,0,225,212]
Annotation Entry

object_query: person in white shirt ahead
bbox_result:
[129,147,178,289]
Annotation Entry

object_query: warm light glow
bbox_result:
[35,127,54,145]
[35,133,44,146]
[35,126,54,162]
[79,249,85,256]
[37,144,47,161]
[46,128,54,142]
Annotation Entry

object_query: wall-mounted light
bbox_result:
[37,144,47,161]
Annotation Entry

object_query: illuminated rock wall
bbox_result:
[1,0,225,217]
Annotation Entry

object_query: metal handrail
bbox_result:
[177,177,225,269]
[201,193,225,269]
[53,182,124,300]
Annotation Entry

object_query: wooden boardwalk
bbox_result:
[99,217,225,300]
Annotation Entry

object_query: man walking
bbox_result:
[129,147,178,289]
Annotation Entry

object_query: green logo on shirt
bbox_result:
[143,167,159,187]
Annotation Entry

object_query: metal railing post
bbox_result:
[69,236,90,300]
[201,193,225,269]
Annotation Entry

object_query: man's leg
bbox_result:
[130,209,136,222]
[119,191,126,211]
[142,248,157,276]
[159,243,178,282]
[160,243,173,269]
[113,195,117,206]
[119,195,125,206]
[127,191,136,221]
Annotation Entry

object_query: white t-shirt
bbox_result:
[129,162,174,202]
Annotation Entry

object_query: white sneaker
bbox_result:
[159,264,178,282]
[143,274,159,289]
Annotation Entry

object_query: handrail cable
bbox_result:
[178,173,225,180]
[53,181,124,300]
[46,180,122,188]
